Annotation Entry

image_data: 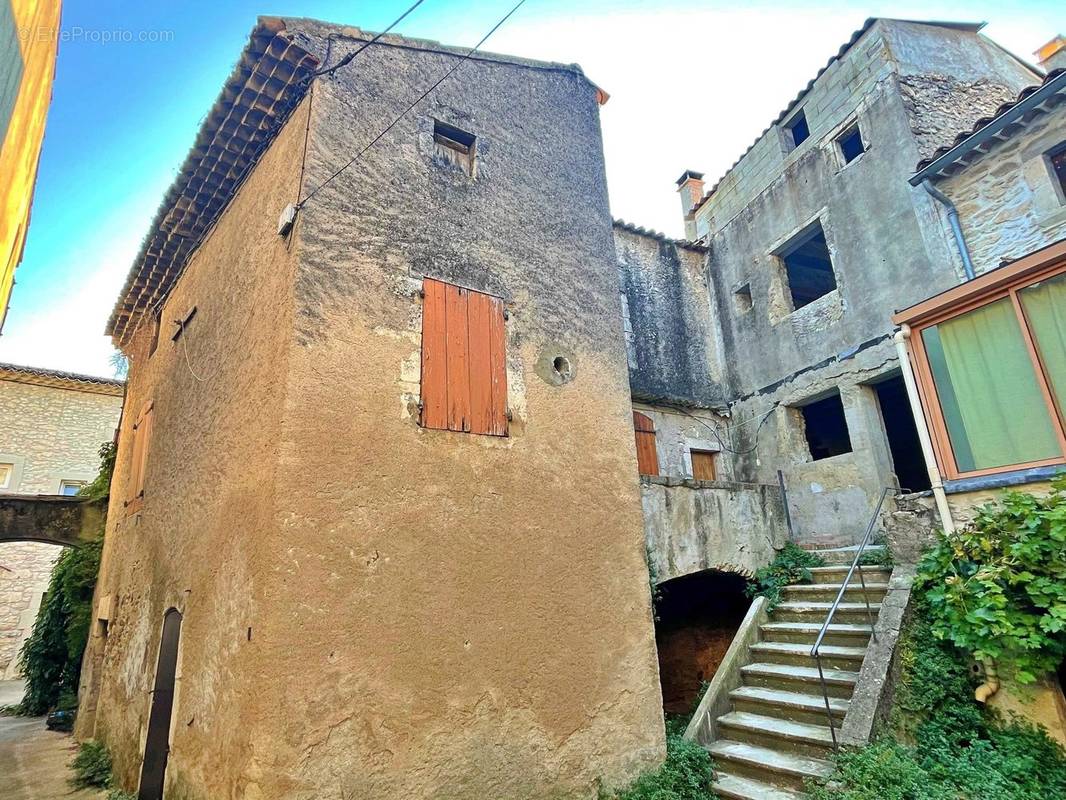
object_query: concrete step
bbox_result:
[741,662,858,698]
[807,565,892,584]
[709,738,834,792]
[771,600,882,624]
[760,621,874,646]
[783,582,888,603]
[806,544,887,566]
[717,711,837,758]
[713,771,807,800]
[730,685,848,726]
[749,640,867,671]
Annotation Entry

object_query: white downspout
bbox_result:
[894,326,956,534]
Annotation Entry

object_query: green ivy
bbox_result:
[916,475,1066,684]
[745,542,824,609]
[807,597,1066,799]
[3,442,113,716]
[600,732,715,800]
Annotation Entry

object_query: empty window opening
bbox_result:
[873,375,931,493]
[433,120,476,176]
[654,570,751,715]
[1048,141,1066,201]
[733,283,753,313]
[836,123,865,164]
[785,110,810,148]
[800,392,852,461]
[779,222,837,310]
[690,449,717,481]
[633,411,659,476]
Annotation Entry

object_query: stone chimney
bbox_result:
[676,170,705,241]
[1035,36,1066,73]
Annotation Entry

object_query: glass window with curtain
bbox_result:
[1019,272,1066,420]
[922,297,1060,473]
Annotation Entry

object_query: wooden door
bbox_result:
[691,450,717,481]
[633,411,659,476]
[139,609,181,800]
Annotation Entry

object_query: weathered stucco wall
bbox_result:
[641,479,787,583]
[83,20,669,800]
[939,107,1066,275]
[614,225,725,407]
[78,88,306,799]
[0,375,121,674]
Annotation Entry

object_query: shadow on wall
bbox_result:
[654,569,751,716]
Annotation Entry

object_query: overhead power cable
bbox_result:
[314,0,428,77]
[298,0,528,208]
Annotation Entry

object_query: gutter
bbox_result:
[920,179,975,280]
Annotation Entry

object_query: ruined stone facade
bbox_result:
[618,19,1042,547]
[83,18,662,800]
[0,365,123,676]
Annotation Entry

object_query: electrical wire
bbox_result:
[674,403,778,456]
[314,0,428,77]
[177,318,208,383]
[298,0,529,208]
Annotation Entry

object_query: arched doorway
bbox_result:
[139,608,181,800]
[654,569,751,717]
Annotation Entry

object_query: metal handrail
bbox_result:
[810,486,899,750]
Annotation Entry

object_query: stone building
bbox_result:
[619,19,1043,547]
[81,18,662,800]
[0,362,123,677]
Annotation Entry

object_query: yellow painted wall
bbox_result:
[0,0,61,329]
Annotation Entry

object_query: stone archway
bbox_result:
[654,568,751,716]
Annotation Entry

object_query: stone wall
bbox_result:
[614,225,726,407]
[641,479,788,583]
[0,375,122,674]
[632,403,733,482]
[939,108,1066,274]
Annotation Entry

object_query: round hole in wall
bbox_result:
[552,356,572,380]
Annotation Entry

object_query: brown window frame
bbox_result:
[893,239,1066,480]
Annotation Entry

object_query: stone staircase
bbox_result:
[706,545,890,799]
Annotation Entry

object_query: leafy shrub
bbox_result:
[71,740,112,789]
[107,791,137,800]
[745,542,824,608]
[601,732,715,800]
[916,476,1066,683]
[807,597,1066,799]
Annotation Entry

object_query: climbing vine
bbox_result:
[3,442,114,716]
[745,542,824,609]
[916,475,1066,684]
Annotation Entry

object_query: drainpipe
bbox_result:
[921,179,975,281]
[894,326,956,534]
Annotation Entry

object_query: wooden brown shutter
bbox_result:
[691,449,717,481]
[421,279,507,436]
[633,411,659,476]
[126,402,153,510]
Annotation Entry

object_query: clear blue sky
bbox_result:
[0,0,1061,377]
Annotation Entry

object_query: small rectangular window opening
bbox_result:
[0,463,12,489]
[799,392,852,461]
[837,124,865,164]
[779,221,837,310]
[785,110,810,148]
[59,480,85,496]
[433,120,476,176]
[1047,141,1066,202]
[734,283,753,313]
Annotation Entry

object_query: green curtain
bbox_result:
[1020,272,1066,422]
[923,297,1059,473]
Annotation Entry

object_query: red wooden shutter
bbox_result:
[421,279,507,436]
[633,411,659,476]
[691,450,717,481]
